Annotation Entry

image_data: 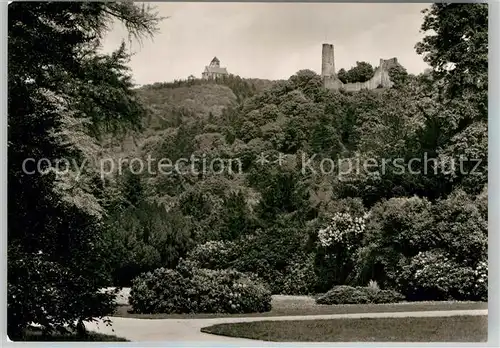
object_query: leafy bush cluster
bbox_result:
[187,237,317,295]
[314,211,368,292]
[337,62,375,84]
[314,190,487,302]
[187,240,236,270]
[317,212,367,249]
[316,285,404,305]
[228,225,313,294]
[280,254,318,295]
[397,251,487,302]
[129,260,271,314]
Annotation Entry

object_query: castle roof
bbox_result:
[204,66,228,74]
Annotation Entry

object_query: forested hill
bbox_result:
[101,59,486,287]
[100,75,278,152]
[8,3,488,337]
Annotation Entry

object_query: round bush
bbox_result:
[364,287,405,304]
[129,262,271,314]
[316,285,404,305]
[397,250,486,301]
[129,267,191,314]
[316,286,370,305]
[186,240,236,270]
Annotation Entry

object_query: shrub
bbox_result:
[316,285,404,305]
[129,268,189,314]
[396,250,486,301]
[315,211,367,291]
[129,261,271,314]
[8,248,117,338]
[431,190,487,264]
[365,288,405,304]
[354,196,435,288]
[280,254,318,295]
[474,261,488,302]
[230,227,309,294]
[316,286,370,305]
[186,240,236,270]
[317,212,366,249]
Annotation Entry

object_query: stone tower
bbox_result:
[321,43,335,78]
[320,43,397,91]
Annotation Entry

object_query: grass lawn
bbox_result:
[114,296,487,319]
[17,329,129,342]
[200,315,488,342]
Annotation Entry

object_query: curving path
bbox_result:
[84,309,488,342]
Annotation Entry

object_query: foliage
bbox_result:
[317,286,370,304]
[316,285,403,305]
[431,189,487,264]
[415,4,488,104]
[388,64,410,89]
[366,288,405,304]
[129,262,272,314]
[317,212,367,249]
[314,212,367,291]
[8,2,162,338]
[8,247,119,339]
[230,226,310,294]
[437,121,487,195]
[102,201,195,286]
[280,254,318,295]
[142,74,276,103]
[337,62,375,84]
[186,240,237,270]
[254,169,312,223]
[396,251,487,301]
[354,196,435,288]
[354,189,487,300]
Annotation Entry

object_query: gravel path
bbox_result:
[84,309,488,342]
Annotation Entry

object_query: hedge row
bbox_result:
[316,285,404,305]
[129,260,272,314]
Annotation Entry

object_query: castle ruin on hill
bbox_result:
[321,43,398,92]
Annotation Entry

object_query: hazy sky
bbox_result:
[101,3,431,86]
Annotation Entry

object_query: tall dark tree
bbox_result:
[416,3,488,106]
[415,3,488,195]
[8,2,162,339]
[219,191,254,241]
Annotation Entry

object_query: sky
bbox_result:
[101,3,431,86]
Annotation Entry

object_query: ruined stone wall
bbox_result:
[321,43,397,92]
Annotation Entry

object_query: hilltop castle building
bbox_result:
[321,43,398,92]
[202,57,229,80]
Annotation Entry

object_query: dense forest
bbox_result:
[8,2,487,338]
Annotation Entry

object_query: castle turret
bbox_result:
[321,43,335,78]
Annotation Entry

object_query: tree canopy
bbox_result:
[337,61,375,84]
[8,2,162,339]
